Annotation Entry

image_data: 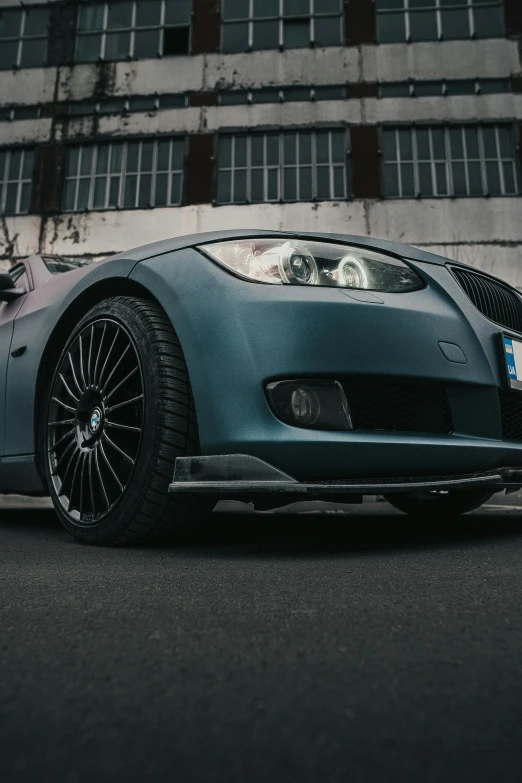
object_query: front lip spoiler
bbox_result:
[169,454,515,495]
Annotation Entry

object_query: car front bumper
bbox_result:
[132,248,522,484]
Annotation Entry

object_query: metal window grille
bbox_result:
[221,0,344,53]
[375,0,505,43]
[0,148,34,214]
[0,6,49,69]
[75,0,192,63]
[62,138,186,212]
[382,125,519,199]
[216,129,348,204]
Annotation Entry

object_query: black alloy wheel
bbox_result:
[384,488,494,516]
[43,296,212,545]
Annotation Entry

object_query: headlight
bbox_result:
[198,238,423,292]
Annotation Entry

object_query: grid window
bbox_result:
[0,6,49,69]
[0,148,34,214]
[379,78,512,98]
[375,0,505,43]
[382,125,519,198]
[221,0,344,53]
[75,0,192,63]
[217,129,348,204]
[62,139,185,211]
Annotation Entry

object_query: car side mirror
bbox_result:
[0,271,24,302]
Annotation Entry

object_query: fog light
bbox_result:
[266,380,353,431]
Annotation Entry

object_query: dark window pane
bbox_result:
[251,169,264,201]
[69,102,97,116]
[284,87,310,102]
[497,127,513,158]
[300,166,312,200]
[107,3,133,29]
[76,34,102,62]
[234,137,247,167]
[222,22,249,52]
[66,148,80,177]
[314,86,345,100]
[19,182,31,213]
[315,16,342,46]
[284,168,297,200]
[8,151,21,178]
[234,169,247,201]
[318,0,343,13]
[105,31,131,59]
[219,137,232,167]
[138,174,152,206]
[382,131,397,161]
[416,129,430,159]
[0,41,18,68]
[376,0,404,7]
[134,29,160,58]
[440,9,470,38]
[253,20,279,49]
[78,5,105,32]
[5,182,18,213]
[254,0,279,17]
[251,136,264,166]
[252,89,279,103]
[109,176,120,205]
[129,96,157,111]
[480,79,510,94]
[0,151,6,181]
[398,129,413,160]
[284,0,309,16]
[80,148,93,176]
[317,167,330,199]
[77,179,90,210]
[157,141,171,170]
[124,174,137,206]
[141,142,154,171]
[110,144,123,172]
[380,83,410,98]
[165,0,192,25]
[98,99,126,113]
[127,143,140,172]
[446,80,476,95]
[316,133,329,164]
[299,133,312,164]
[435,163,447,195]
[449,128,463,158]
[266,134,279,165]
[414,81,441,97]
[410,0,432,6]
[218,170,231,202]
[220,91,249,105]
[377,13,406,42]
[431,129,445,158]
[163,27,190,55]
[222,0,250,20]
[333,166,345,198]
[160,94,186,108]
[465,127,479,158]
[474,7,504,38]
[331,132,345,162]
[400,163,415,196]
[22,150,34,178]
[171,140,184,169]
[482,127,497,158]
[24,8,49,36]
[409,10,438,41]
[284,134,296,165]
[0,9,22,37]
[13,106,39,120]
[155,173,168,205]
[502,163,516,194]
[452,162,467,195]
[170,173,182,203]
[284,19,309,47]
[467,161,483,195]
[486,161,501,195]
[418,162,433,195]
[96,145,109,174]
[267,168,279,199]
[136,1,162,27]
[93,177,107,208]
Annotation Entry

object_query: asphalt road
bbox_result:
[2,494,522,783]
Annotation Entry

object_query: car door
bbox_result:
[0,263,30,457]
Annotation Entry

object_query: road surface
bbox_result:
[2,494,522,782]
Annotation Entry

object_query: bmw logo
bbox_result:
[90,407,102,434]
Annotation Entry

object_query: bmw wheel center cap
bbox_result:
[90,407,102,434]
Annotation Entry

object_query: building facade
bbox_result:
[0,0,521,283]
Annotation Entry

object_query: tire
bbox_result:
[384,488,494,517]
[42,296,213,545]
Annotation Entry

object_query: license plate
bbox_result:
[503,336,522,390]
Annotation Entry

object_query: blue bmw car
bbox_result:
[1,230,522,545]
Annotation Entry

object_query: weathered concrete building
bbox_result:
[0,0,521,282]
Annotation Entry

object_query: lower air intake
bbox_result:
[499,391,522,442]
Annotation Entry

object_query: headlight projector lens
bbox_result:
[279,243,319,285]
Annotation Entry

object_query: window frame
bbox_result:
[0,146,35,215]
[214,126,350,205]
[375,0,505,43]
[62,136,187,212]
[221,0,345,53]
[380,123,520,199]
[75,0,193,63]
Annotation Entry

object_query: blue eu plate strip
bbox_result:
[504,336,518,381]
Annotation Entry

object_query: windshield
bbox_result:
[41,256,94,275]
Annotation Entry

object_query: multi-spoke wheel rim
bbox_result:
[47,318,144,526]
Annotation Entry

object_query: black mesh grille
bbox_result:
[499,391,522,442]
[452,266,522,333]
[343,379,453,434]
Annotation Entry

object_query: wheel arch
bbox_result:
[34,277,161,475]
